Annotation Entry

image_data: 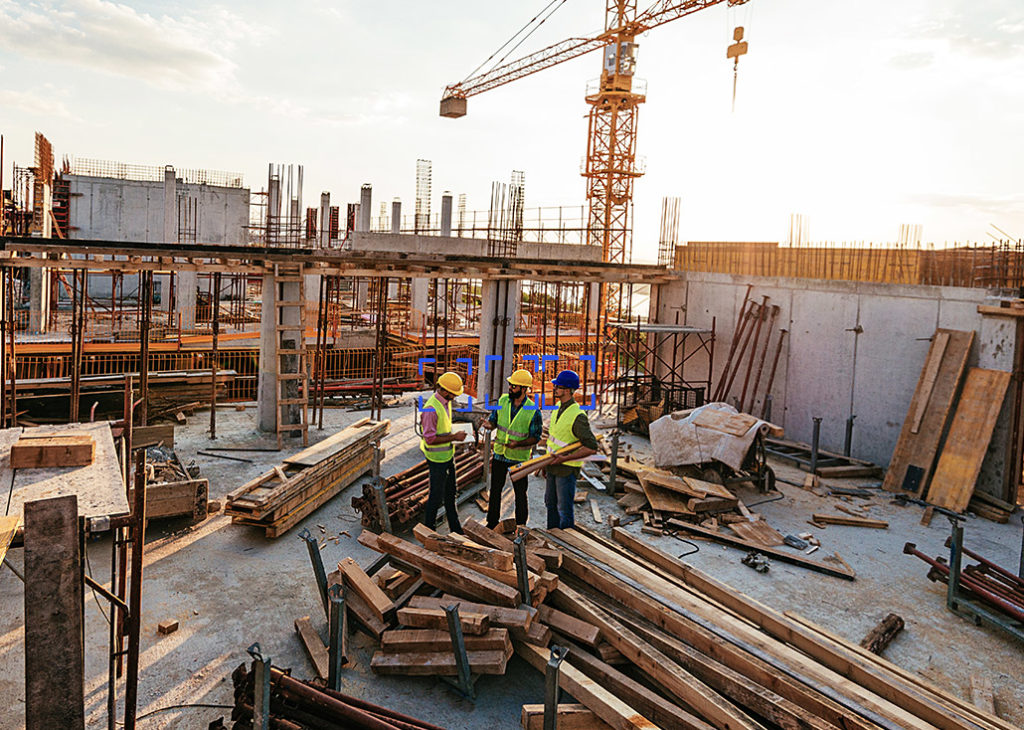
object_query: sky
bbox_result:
[1,0,1023,262]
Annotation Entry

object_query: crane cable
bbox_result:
[462,0,571,83]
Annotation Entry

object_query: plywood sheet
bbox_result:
[927,368,1012,512]
[3,422,129,521]
[636,474,694,515]
[883,329,974,495]
[727,520,784,547]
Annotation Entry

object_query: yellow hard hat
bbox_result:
[507,369,534,388]
[437,371,464,396]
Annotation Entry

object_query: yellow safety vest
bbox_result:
[547,401,584,468]
[420,394,454,463]
[494,394,535,463]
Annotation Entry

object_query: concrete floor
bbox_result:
[1,398,1023,729]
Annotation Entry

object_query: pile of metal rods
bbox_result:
[351,448,484,532]
[905,541,1024,624]
[228,661,446,729]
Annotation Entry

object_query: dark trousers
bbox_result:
[486,458,529,528]
[422,458,462,534]
[544,471,577,529]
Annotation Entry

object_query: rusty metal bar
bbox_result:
[122,448,147,730]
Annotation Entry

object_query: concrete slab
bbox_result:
[1,401,1022,728]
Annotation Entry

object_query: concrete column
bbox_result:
[588,283,601,328]
[175,270,198,331]
[358,184,372,232]
[28,267,50,334]
[356,280,369,310]
[440,192,453,237]
[391,199,401,234]
[267,170,281,245]
[477,279,521,406]
[318,192,331,249]
[258,273,303,432]
[410,277,429,333]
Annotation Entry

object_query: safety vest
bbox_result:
[494,394,535,463]
[420,394,455,463]
[547,401,584,468]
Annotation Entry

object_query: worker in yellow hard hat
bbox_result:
[480,368,543,528]
[420,371,468,533]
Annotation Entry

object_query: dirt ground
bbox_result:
[1,396,1022,728]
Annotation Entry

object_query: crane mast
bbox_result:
[441,0,752,321]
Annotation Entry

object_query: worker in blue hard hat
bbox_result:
[481,368,543,528]
[542,369,598,529]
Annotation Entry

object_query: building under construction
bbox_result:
[2,2,1024,726]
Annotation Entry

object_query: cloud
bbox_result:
[0,87,75,118]
[887,52,935,70]
[0,0,266,91]
[916,0,1024,60]
[903,191,1024,218]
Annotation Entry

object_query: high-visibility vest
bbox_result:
[420,394,454,463]
[494,394,535,463]
[547,401,584,468]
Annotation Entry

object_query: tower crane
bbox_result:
[441,0,751,319]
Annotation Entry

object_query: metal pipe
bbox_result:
[810,417,822,474]
[328,584,347,690]
[271,668,403,729]
[122,449,147,730]
[844,415,855,457]
[944,534,1024,591]
[543,645,568,730]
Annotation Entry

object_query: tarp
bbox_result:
[648,402,778,471]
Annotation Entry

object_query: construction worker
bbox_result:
[543,370,598,529]
[481,368,543,528]
[420,371,468,534]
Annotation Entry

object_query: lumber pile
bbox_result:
[226,419,388,537]
[352,444,483,532]
[10,431,94,468]
[227,660,445,729]
[337,520,1010,730]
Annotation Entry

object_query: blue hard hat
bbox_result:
[552,370,580,390]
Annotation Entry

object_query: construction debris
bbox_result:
[859,612,904,655]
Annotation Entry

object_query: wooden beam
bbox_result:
[294,616,329,679]
[396,606,490,635]
[339,557,395,622]
[521,704,614,730]
[380,628,510,653]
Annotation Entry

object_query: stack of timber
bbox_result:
[531,525,1015,730]
[13,369,236,422]
[226,418,388,537]
[885,328,1017,518]
[227,660,445,730]
[352,444,484,532]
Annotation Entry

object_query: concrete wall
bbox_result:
[348,232,604,263]
[660,272,1018,496]
[67,175,249,245]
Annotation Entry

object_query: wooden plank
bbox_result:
[381,628,510,653]
[927,368,1012,512]
[397,606,490,635]
[516,642,661,730]
[969,675,995,715]
[132,479,208,521]
[284,418,388,467]
[537,604,602,648]
[0,515,20,566]
[359,530,520,607]
[130,423,175,449]
[24,495,85,730]
[883,329,974,495]
[665,519,855,580]
[521,704,614,730]
[727,520,785,546]
[370,648,510,676]
[811,514,889,529]
[339,556,394,622]
[294,616,329,679]
[412,523,515,571]
[911,332,949,433]
[11,433,95,469]
[637,473,695,514]
[463,519,547,573]
[327,569,388,640]
[407,595,536,630]
[590,499,602,523]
